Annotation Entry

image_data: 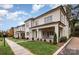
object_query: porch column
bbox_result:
[30,29,33,40]
[19,32,21,38]
[37,29,39,39]
[55,24,59,43]
[19,32,21,39]
[39,30,42,39]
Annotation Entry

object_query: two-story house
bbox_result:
[24,6,69,43]
[14,24,25,39]
[14,5,69,43]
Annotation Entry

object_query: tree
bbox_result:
[63,5,73,37]
[65,5,79,37]
[71,5,79,36]
[7,27,14,37]
[0,32,3,37]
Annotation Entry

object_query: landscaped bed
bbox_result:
[18,41,59,55]
[0,37,14,55]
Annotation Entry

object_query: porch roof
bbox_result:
[16,31,25,33]
[30,21,65,29]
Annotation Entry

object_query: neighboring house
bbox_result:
[14,24,25,39]
[24,18,34,39]
[14,5,70,43]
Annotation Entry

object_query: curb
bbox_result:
[53,37,73,55]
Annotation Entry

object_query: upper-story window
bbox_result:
[34,20,38,26]
[44,15,52,23]
[35,21,38,26]
[26,22,29,27]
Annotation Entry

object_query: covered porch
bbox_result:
[16,31,25,39]
[31,22,65,43]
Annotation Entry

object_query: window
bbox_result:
[44,15,52,23]
[35,21,38,26]
[26,22,29,27]
[27,32,29,36]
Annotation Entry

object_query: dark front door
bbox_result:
[21,33,25,39]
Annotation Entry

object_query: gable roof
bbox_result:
[25,5,66,22]
[24,18,34,23]
[35,5,66,19]
[14,24,25,28]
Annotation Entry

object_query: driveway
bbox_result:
[60,37,79,55]
[67,37,79,49]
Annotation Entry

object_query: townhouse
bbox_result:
[14,5,70,43]
[14,24,25,39]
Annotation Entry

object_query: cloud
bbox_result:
[0,10,8,16]
[0,4,13,9]
[31,4,61,13]
[0,17,2,20]
[6,11,29,20]
[48,4,61,9]
[18,21,24,25]
[0,18,3,22]
[31,4,46,13]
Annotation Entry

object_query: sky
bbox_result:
[0,4,60,31]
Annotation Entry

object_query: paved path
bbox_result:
[5,38,33,55]
[67,37,79,49]
[58,37,79,55]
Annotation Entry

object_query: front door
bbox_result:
[21,33,25,39]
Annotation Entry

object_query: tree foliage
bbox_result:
[65,5,79,37]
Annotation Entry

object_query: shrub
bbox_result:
[37,38,39,41]
[70,25,79,37]
[44,39,46,42]
[53,32,57,44]
[49,40,52,43]
[26,37,29,40]
[40,39,42,41]
[32,37,34,40]
[59,36,67,42]
[0,39,2,41]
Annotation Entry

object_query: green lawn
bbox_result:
[18,41,59,55]
[0,37,14,55]
[9,37,27,43]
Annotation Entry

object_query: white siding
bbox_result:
[32,9,60,26]
[25,20,32,38]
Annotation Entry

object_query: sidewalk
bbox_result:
[5,38,33,55]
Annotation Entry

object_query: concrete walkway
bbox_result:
[5,38,33,55]
[58,37,79,55]
[67,37,79,49]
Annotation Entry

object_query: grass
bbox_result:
[9,37,27,43]
[18,41,59,55]
[0,37,14,55]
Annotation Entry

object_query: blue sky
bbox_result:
[0,4,60,31]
